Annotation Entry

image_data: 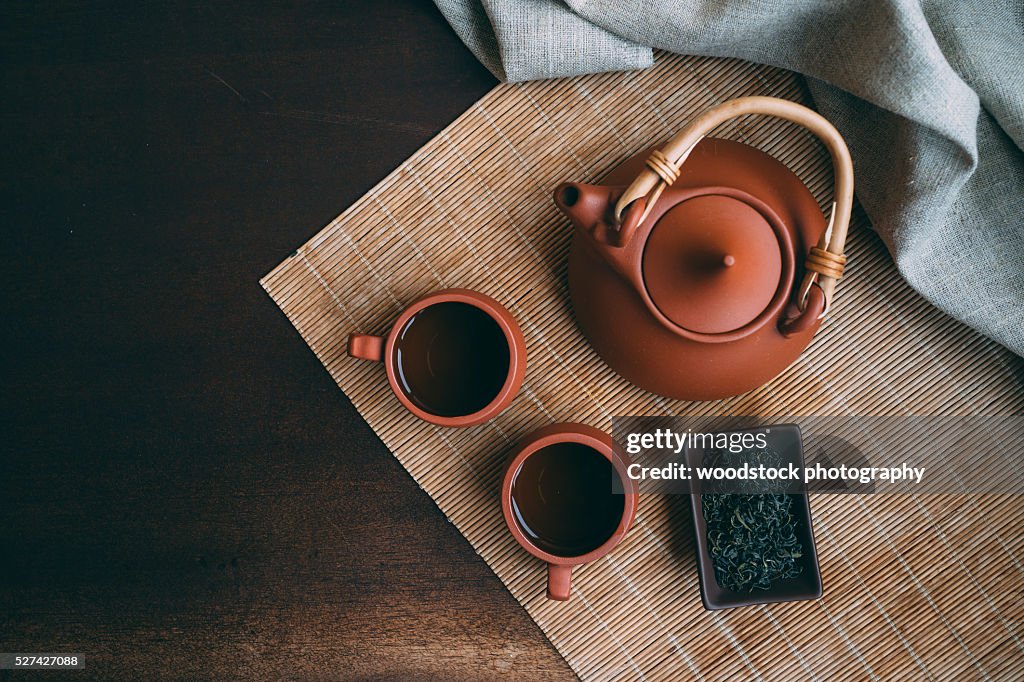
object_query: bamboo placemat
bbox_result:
[261,53,1024,680]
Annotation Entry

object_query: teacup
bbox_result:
[501,423,638,600]
[348,289,526,427]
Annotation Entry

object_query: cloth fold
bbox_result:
[435,0,1024,355]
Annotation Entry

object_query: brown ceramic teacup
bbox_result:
[348,289,526,427]
[501,423,638,601]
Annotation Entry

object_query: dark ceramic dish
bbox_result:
[686,424,822,610]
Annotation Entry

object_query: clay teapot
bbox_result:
[554,97,853,401]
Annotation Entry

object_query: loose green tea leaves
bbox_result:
[702,493,803,592]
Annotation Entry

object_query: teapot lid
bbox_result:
[642,194,782,335]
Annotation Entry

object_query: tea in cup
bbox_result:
[501,423,638,600]
[348,289,526,427]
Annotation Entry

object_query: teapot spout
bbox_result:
[554,182,616,231]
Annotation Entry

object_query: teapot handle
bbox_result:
[614,96,853,325]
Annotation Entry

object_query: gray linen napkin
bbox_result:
[435,0,1024,356]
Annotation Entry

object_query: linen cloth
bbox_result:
[434,0,1024,355]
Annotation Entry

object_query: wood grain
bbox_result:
[0,1,574,679]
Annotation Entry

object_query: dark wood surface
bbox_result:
[1,2,575,679]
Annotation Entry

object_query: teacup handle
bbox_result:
[614,96,853,328]
[348,334,384,362]
[547,564,574,601]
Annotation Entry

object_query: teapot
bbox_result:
[554,97,853,401]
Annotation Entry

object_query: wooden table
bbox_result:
[1,2,575,678]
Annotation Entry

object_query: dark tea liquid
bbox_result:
[394,301,510,417]
[511,442,625,557]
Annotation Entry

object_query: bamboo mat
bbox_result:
[261,53,1024,681]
